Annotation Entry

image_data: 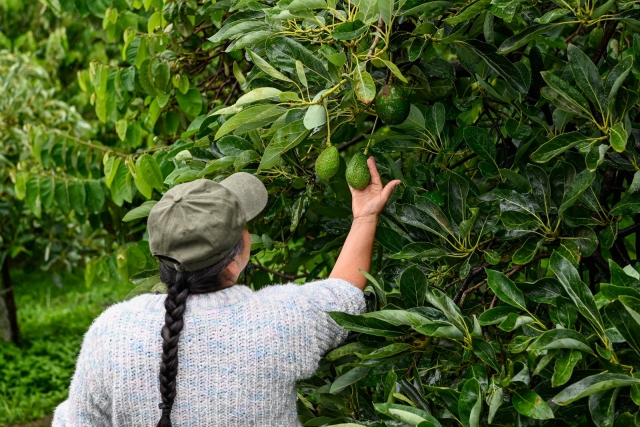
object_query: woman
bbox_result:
[52,157,401,427]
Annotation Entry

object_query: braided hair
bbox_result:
[155,236,245,427]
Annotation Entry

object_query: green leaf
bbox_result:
[444,0,491,25]
[400,265,427,308]
[611,193,640,216]
[463,126,495,162]
[382,60,408,84]
[589,388,619,427]
[463,41,528,93]
[85,180,105,214]
[551,349,582,387]
[328,312,405,337]
[332,20,368,40]
[478,306,518,326]
[266,36,331,83]
[486,380,503,423]
[116,119,128,141]
[364,310,431,327]
[512,236,543,265]
[605,300,640,354]
[541,71,592,117]
[528,328,594,354]
[567,45,608,115]
[151,59,170,93]
[136,154,163,191]
[498,313,535,331]
[550,251,605,336]
[330,366,370,394]
[486,269,528,312]
[176,87,202,117]
[123,201,158,222]
[472,338,500,372]
[358,343,412,360]
[215,105,283,139]
[605,56,633,100]
[414,196,455,237]
[295,60,307,88]
[235,87,282,106]
[552,373,640,405]
[24,176,41,218]
[512,388,554,420]
[531,132,591,163]
[378,0,393,25]
[459,378,482,427]
[217,136,254,156]
[68,180,86,217]
[609,122,627,153]
[247,49,293,83]
[498,24,559,53]
[303,101,327,130]
[354,67,376,103]
[559,168,595,213]
[258,119,311,170]
[286,0,327,11]
[54,180,71,215]
[526,164,551,215]
[40,176,54,212]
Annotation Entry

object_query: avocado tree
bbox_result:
[16,0,640,424]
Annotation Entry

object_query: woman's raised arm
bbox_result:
[329,157,401,290]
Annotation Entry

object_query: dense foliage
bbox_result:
[4,0,640,425]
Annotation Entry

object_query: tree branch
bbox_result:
[591,20,618,64]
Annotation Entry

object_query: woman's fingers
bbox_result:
[367,156,382,187]
[380,180,402,202]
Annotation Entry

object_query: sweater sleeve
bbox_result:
[51,311,112,427]
[290,278,367,377]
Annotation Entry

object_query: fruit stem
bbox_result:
[323,100,332,147]
[363,117,378,156]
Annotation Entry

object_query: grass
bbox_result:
[0,269,132,426]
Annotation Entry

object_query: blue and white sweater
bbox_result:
[52,278,366,427]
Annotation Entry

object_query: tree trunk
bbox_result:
[0,256,19,344]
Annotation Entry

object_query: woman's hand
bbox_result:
[349,156,402,221]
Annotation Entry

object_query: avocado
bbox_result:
[346,153,371,190]
[315,145,340,180]
[375,84,410,125]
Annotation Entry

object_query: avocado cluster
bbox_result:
[375,84,410,125]
[314,146,371,190]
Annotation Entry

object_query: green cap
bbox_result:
[147,173,268,272]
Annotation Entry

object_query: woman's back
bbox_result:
[52,279,365,427]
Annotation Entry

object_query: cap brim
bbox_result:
[219,172,268,221]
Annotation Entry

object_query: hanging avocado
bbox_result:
[346,153,371,190]
[375,84,410,125]
[315,145,340,180]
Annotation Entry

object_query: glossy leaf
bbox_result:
[512,388,554,419]
[551,349,582,387]
[553,373,640,405]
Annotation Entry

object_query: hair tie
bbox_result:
[159,402,172,415]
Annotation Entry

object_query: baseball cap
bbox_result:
[147,173,268,272]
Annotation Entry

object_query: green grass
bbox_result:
[0,270,133,426]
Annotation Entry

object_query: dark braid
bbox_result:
[155,236,245,427]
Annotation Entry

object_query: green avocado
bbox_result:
[375,84,410,125]
[315,145,340,180]
[346,153,371,190]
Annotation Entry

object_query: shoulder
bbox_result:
[254,278,366,315]
[87,294,165,333]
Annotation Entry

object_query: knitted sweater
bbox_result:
[52,278,366,427]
